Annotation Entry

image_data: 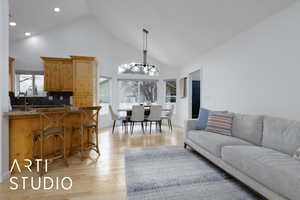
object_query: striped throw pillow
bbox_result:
[205,111,233,136]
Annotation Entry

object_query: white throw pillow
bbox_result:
[294,147,300,161]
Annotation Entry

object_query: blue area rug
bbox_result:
[125,146,261,200]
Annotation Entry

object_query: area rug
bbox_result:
[125,146,261,200]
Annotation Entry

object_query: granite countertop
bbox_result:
[12,105,63,108]
[4,107,80,117]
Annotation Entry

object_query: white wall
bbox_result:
[177,1,300,127]
[0,0,10,182]
[10,16,180,128]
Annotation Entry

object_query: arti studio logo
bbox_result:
[9,159,72,191]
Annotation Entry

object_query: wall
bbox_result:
[10,16,179,128]
[0,0,10,182]
[177,1,300,127]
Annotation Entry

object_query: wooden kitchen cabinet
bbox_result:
[73,95,94,107]
[72,56,97,107]
[44,60,61,91]
[9,57,15,92]
[42,57,73,92]
[41,56,97,107]
[60,59,73,91]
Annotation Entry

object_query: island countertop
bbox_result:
[4,107,81,118]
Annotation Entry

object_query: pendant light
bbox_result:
[129,29,159,73]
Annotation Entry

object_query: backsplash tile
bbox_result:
[9,92,72,106]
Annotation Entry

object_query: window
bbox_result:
[165,79,177,103]
[118,63,159,76]
[98,77,111,115]
[15,71,46,96]
[118,79,158,108]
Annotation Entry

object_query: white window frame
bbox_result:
[164,79,177,104]
[98,76,112,115]
[15,70,46,97]
[117,78,159,108]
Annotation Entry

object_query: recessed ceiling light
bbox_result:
[9,22,16,26]
[24,32,31,36]
[54,7,60,12]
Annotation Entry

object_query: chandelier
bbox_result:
[129,29,159,73]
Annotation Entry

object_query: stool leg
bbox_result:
[54,135,57,156]
[32,136,36,160]
[80,127,84,161]
[87,128,90,148]
[40,136,44,176]
[95,128,100,155]
[63,132,68,167]
[70,128,73,154]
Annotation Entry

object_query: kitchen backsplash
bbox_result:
[9,92,73,106]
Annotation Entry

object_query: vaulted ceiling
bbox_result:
[9,0,296,67]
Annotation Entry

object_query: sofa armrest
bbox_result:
[184,119,198,138]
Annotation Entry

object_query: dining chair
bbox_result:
[146,105,162,133]
[161,105,174,131]
[109,105,128,134]
[32,107,68,176]
[130,105,145,134]
[71,106,101,161]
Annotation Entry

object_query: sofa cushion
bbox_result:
[222,145,300,200]
[232,113,263,145]
[186,130,252,157]
[263,116,300,155]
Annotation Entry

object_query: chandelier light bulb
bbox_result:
[9,21,16,26]
[131,65,141,72]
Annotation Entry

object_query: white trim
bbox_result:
[0,170,10,182]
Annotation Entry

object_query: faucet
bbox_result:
[19,91,28,111]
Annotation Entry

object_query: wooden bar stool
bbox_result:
[32,108,68,176]
[71,106,101,160]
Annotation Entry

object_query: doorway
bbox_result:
[188,70,201,119]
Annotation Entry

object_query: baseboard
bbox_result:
[0,170,11,182]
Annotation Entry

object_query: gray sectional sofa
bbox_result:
[184,114,300,200]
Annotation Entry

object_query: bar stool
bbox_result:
[71,106,101,160]
[32,108,68,176]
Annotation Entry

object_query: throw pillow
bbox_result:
[195,108,210,130]
[294,147,300,161]
[205,111,233,136]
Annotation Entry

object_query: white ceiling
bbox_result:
[9,0,89,40]
[9,0,296,67]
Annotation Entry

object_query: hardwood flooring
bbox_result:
[0,125,184,200]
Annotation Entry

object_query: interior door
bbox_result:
[192,80,201,118]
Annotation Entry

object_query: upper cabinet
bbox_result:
[41,57,73,92]
[41,56,97,107]
[71,56,97,107]
[72,56,96,96]
[61,59,73,91]
[9,57,15,92]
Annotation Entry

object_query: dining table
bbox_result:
[117,106,172,133]
[117,107,171,116]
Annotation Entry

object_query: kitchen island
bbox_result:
[4,108,89,170]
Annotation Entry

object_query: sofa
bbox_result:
[184,114,300,200]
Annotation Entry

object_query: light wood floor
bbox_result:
[0,125,184,200]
